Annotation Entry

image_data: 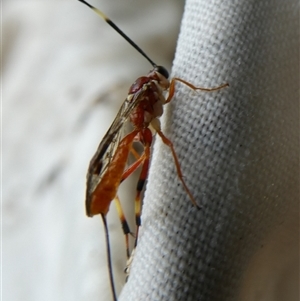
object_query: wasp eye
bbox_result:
[155,65,169,79]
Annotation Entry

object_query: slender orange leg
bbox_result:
[114,136,150,258]
[121,151,147,183]
[134,128,152,247]
[165,78,229,103]
[114,195,132,258]
[123,131,152,282]
[151,119,199,208]
[116,129,152,250]
[114,143,148,258]
[130,145,141,161]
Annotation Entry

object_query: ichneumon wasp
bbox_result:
[78,1,228,300]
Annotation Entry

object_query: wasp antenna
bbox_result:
[78,0,157,68]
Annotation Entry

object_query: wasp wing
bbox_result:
[85,88,147,214]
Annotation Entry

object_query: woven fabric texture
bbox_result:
[120,0,299,300]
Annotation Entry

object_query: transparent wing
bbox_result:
[85,88,146,211]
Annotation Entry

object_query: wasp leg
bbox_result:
[151,119,199,208]
[165,77,229,104]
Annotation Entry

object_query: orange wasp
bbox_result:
[79,1,228,300]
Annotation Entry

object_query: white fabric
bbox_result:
[120,0,299,301]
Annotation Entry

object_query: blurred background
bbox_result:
[2,1,184,300]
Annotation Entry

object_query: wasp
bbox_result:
[78,1,228,300]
